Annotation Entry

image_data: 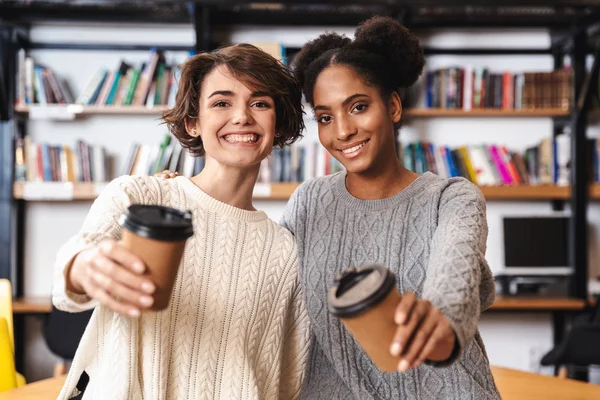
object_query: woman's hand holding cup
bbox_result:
[67,239,156,318]
[390,291,456,372]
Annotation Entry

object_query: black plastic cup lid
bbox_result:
[119,204,194,242]
[327,264,396,318]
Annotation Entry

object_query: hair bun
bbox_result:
[353,16,424,88]
[293,33,351,90]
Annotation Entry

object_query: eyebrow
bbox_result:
[313,93,369,111]
[207,90,271,99]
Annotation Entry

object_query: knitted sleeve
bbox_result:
[421,178,495,366]
[52,176,155,312]
[278,257,311,399]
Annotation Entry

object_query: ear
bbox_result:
[388,91,402,124]
[185,117,200,138]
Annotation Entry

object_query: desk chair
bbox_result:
[0,279,26,387]
[541,298,600,379]
[0,317,18,392]
[43,305,93,376]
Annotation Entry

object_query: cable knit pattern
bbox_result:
[281,172,500,400]
[52,175,310,400]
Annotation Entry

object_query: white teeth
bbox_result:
[341,142,365,154]
[224,134,258,143]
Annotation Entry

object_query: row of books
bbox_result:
[15,50,75,105]
[122,135,203,178]
[257,143,344,183]
[77,49,181,107]
[419,67,572,111]
[14,42,287,108]
[123,137,345,183]
[14,137,109,183]
[399,138,571,186]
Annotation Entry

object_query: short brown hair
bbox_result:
[162,44,304,157]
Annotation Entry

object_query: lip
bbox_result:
[337,139,369,159]
[220,131,262,146]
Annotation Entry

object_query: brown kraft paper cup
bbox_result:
[119,205,194,311]
[328,264,401,372]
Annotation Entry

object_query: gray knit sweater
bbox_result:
[281,171,501,399]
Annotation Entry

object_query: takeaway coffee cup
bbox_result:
[119,204,194,311]
[327,264,401,372]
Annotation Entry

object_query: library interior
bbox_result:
[2,0,600,399]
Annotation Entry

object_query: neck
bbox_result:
[190,157,259,211]
[345,157,419,200]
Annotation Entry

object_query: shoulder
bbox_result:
[419,173,484,205]
[290,172,342,201]
[267,218,297,248]
[102,175,181,202]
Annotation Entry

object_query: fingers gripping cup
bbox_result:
[327,264,401,372]
[119,205,194,311]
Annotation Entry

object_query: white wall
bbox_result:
[20,23,599,381]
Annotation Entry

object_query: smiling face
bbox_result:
[186,65,277,170]
[312,65,402,176]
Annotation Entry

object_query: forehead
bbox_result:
[200,65,262,97]
[313,65,375,105]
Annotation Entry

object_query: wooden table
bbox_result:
[12,297,52,314]
[488,296,588,311]
[0,375,65,400]
[2,367,600,399]
[492,366,600,399]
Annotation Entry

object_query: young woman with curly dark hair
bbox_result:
[283,16,501,399]
[52,44,310,399]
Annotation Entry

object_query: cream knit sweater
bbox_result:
[52,175,310,400]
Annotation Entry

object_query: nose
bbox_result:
[231,105,253,126]
[335,114,357,141]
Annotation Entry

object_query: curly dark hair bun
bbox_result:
[293,33,351,92]
[294,16,424,105]
[354,16,424,88]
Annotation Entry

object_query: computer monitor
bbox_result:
[502,216,572,276]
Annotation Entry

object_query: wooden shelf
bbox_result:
[488,296,588,311]
[13,297,52,314]
[14,104,168,118]
[479,185,570,200]
[13,181,300,201]
[15,182,600,201]
[403,108,570,118]
[13,182,104,201]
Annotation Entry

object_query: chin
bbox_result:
[339,158,374,175]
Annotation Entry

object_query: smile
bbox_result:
[339,139,369,158]
[222,133,260,143]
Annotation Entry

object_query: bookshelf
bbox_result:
[15,181,600,202]
[2,2,600,382]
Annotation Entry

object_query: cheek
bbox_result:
[317,126,334,148]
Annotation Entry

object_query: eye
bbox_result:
[213,101,229,108]
[252,101,271,109]
[317,115,333,124]
[352,103,368,112]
